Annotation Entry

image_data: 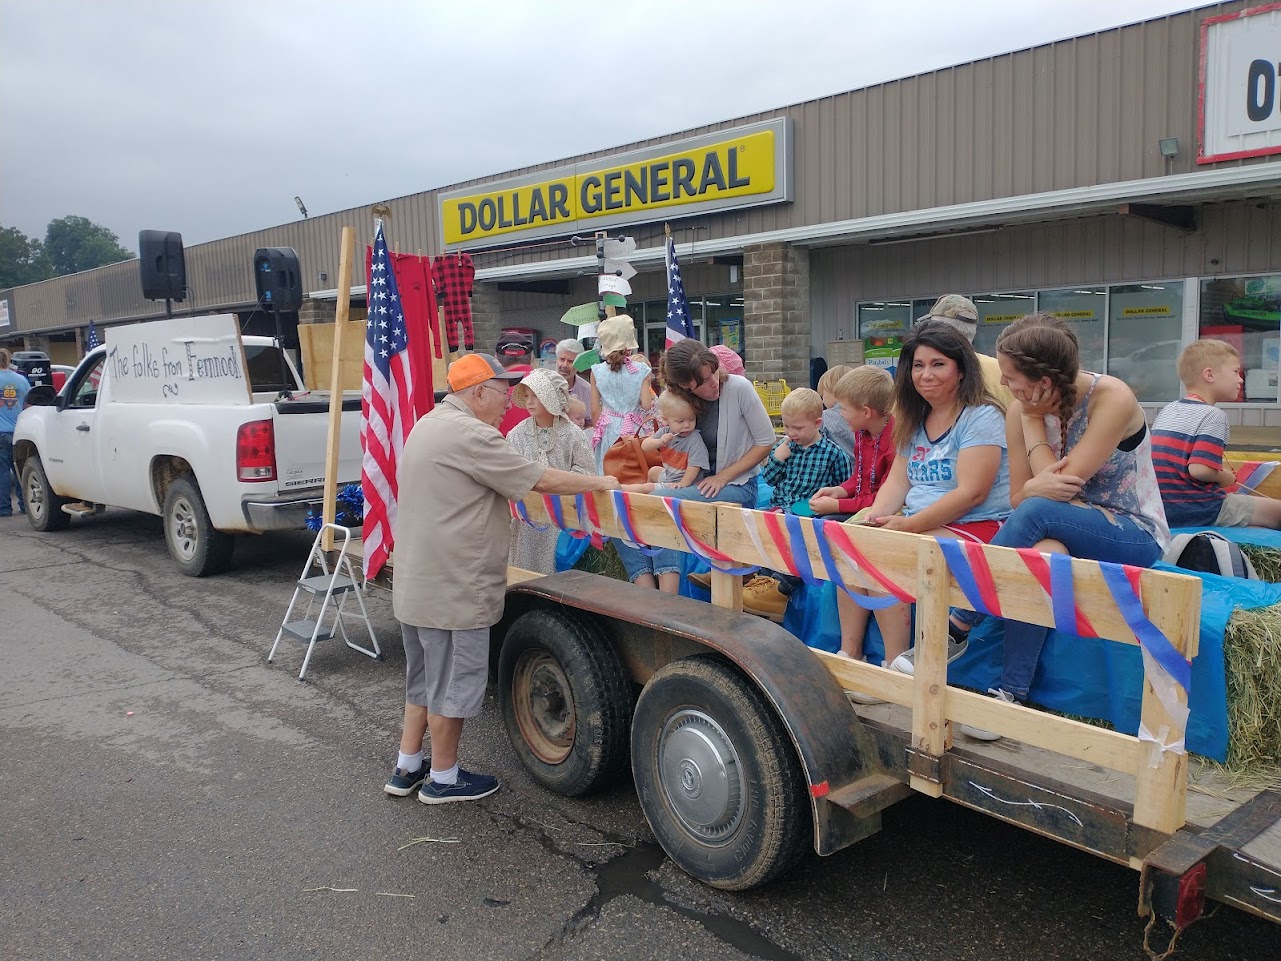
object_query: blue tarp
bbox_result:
[549,495,1281,760]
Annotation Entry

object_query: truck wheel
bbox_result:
[632,656,809,891]
[499,609,631,796]
[163,477,233,577]
[22,455,70,532]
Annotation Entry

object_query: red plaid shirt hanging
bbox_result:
[432,252,475,350]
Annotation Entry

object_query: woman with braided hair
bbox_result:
[953,313,1170,740]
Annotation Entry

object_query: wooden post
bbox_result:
[321,226,356,553]
[710,571,743,611]
[1131,574,1201,834]
[909,538,951,798]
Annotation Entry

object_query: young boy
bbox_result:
[816,365,855,457]
[567,396,589,430]
[743,388,852,620]
[622,391,709,493]
[1152,339,1281,529]
[807,366,899,671]
[810,366,896,519]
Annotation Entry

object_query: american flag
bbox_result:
[360,223,415,581]
[86,321,101,350]
[664,235,696,347]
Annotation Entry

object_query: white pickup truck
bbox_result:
[13,317,362,576]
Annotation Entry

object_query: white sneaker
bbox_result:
[958,688,1018,741]
[888,637,970,676]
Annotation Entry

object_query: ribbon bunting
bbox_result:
[1099,560,1192,744]
[823,523,915,603]
[661,497,758,575]
[608,490,663,556]
[541,494,580,536]
[574,493,607,550]
[935,537,1003,618]
[758,511,819,585]
[813,520,903,609]
[1014,548,1096,640]
[511,498,552,532]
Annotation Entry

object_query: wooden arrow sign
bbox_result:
[600,236,637,259]
[602,258,637,280]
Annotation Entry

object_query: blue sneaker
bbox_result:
[417,769,499,805]
[384,762,430,797]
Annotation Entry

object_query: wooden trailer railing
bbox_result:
[513,491,1202,838]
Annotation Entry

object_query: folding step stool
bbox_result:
[268,524,381,680]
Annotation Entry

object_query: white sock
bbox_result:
[397,750,422,772]
[430,763,459,785]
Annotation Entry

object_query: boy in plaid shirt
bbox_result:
[746,388,851,619]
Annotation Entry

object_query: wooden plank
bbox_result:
[713,506,1198,644]
[910,538,951,797]
[515,491,716,554]
[507,565,544,585]
[1132,570,1201,833]
[299,320,366,392]
[710,571,743,612]
[321,226,357,552]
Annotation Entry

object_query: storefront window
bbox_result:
[857,301,912,338]
[1199,274,1281,403]
[1037,287,1106,373]
[1106,283,1184,403]
[971,291,1035,357]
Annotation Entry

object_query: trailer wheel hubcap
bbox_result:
[657,709,744,844]
[513,650,575,764]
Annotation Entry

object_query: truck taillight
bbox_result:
[237,420,276,482]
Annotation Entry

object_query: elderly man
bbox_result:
[915,294,1014,407]
[555,338,593,426]
[384,352,619,804]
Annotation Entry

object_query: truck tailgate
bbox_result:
[272,394,362,491]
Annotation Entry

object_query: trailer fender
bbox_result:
[499,570,895,856]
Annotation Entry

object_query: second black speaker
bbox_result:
[253,247,302,312]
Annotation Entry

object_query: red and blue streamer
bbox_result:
[665,497,758,575]
[574,493,606,549]
[935,537,1003,617]
[1099,561,1192,696]
[512,499,552,531]
[1016,548,1098,637]
[608,490,663,557]
[823,523,915,603]
[814,520,902,609]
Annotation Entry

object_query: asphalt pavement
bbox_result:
[1,509,1276,961]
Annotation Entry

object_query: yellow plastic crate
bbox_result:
[753,379,790,417]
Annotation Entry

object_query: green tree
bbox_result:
[42,215,133,276]
[0,224,49,289]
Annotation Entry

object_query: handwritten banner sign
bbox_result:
[105,314,252,406]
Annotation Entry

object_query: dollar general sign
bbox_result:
[438,119,793,248]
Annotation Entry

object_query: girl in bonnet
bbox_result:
[507,368,596,574]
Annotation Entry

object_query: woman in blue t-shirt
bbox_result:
[835,322,1011,673]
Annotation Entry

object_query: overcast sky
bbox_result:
[1,0,1202,250]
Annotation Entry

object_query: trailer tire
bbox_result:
[163,476,233,577]
[499,609,632,796]
[21,455,71,532]
[632,655,809,891]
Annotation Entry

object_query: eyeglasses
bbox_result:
[475,382,510,401]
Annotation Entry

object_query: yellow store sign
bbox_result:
[438,119,793,249]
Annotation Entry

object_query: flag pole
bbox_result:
[321,225,356,553]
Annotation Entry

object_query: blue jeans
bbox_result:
[0,432,15,516]
[955,496,1162,699]
[614,476,760,582]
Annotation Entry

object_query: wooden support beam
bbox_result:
[909,538,950,797]
[321,226,356,553]
[710,571,743,612]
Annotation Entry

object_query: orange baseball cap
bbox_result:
[447,353,522,392]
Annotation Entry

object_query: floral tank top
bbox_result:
[1047,373,1170,549]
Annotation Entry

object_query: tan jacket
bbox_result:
[392,394,545,630]
[977,352,1014,410]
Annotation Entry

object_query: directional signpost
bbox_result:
[595,232,638,321]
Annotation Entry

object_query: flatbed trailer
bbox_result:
[347,489,1280,954]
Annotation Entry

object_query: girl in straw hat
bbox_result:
[507,369,596,574]
[589,315,656,473]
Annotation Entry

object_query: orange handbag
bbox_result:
[602,434,663,485]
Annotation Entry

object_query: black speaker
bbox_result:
[253,247,302,312]
[138,230,186,302]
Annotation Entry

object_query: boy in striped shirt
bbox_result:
[1152,339,1281,529]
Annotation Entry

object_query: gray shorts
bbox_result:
[1214,493,1257,527]
[401,622,489,717]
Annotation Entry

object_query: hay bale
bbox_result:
[1241,545,1281,582]
[1223,602,1281,774]
[573,542,628,580]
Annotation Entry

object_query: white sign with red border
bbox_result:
[1199,3,1281,163]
